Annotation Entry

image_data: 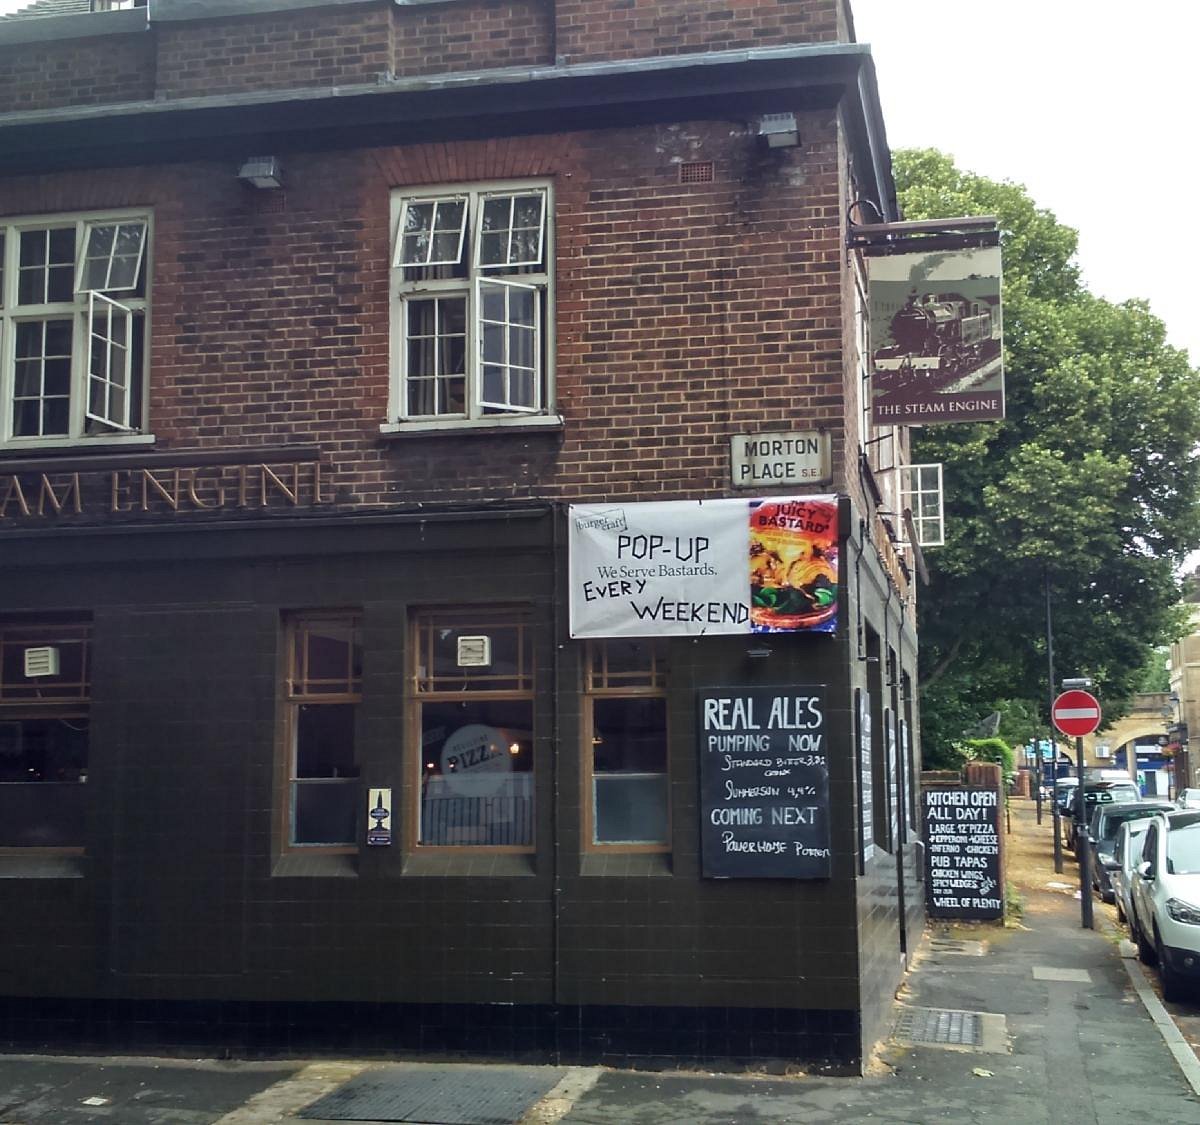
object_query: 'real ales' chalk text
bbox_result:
[0,463,326,520]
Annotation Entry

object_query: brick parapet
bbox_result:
[0,0,845,114]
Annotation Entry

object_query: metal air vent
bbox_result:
[24,646,60,678]
[679,161,714,184]
[456,635,492,668]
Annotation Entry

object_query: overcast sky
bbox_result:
[852,0,1198,367]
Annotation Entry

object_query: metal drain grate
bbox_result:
[893,1006,984,1047]
[297,1064,566,1124]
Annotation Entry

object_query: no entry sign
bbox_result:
[1052,690,1102,737]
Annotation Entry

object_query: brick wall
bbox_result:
[554,0,841,65]
[392,0,553,78]
[156,5,393,100]
[0,32,153,112]
[0,114,851,516]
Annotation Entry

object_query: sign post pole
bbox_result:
[1052,684,1102,931]
[1075,733,1093,929]
[1051,733,1063,874]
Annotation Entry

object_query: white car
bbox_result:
[1130,810,1200,1000]
[1177,788,1200,810]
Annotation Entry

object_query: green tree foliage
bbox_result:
[895,150,1200,755]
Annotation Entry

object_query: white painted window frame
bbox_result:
[897,462,945,548]
[387,180,554,427]
[85,292,134,432]
[0,209,152,449]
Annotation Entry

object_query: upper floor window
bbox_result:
[389,182,553,426]
[0,211,150,447]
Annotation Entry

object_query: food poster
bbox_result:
[569,496,838,638]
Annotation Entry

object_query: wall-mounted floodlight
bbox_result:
[757,112,800,149]
[237,156,283,190]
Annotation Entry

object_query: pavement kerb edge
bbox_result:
[1121,956,1200,1098]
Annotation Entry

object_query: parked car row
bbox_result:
[1094,807,1200,1001]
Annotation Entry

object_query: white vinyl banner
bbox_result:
[569,496,839,638]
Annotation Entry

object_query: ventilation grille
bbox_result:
[679,161,714,184]
[456,635,492,668]
[24,646,60,678]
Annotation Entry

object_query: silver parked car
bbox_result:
[1090,801,1175,902]
[1109,818,1157,925]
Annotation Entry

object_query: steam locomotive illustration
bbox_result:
[873,291,998,391]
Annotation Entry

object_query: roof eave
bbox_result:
[0,42,896,218]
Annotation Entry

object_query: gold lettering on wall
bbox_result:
[0,476,30,518]
[38,474,81,515]
[0,461,328,522]
[140,468,180,512]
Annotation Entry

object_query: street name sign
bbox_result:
[1052,690,1102,737]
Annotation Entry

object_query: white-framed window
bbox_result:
[0,210,151,447]
[388,182,553,426]
[898,463,945,547]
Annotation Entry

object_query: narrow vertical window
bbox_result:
[584,639,669,850]
[284,613,362,850]
[412,608,534,849]
[0,619,90,851]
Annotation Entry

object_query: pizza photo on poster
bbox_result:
[748,497,838,634]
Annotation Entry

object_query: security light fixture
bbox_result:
[237,156,283,190]
[757,112,800,149]
[1062,676,1094,690]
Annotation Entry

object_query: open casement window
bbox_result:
[411,607,534,850]
[283,613,362,851]
[584,639,670,852]
[391,183,551,423]
[394,197,468,268]
[0,211,149,445]
[0,619,91,852]
[477,278,540,413]
[474,191,546,270]
[75,220,147,294]
[897,463,945,547]
[86,292,134,431]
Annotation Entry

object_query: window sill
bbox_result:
[0,854,86,879]
[379,415,563,440]
[580,852,673,877]
[271,852,358,878]
[402,851,536,877]
[0,434,157,458]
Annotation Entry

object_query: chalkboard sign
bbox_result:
[923,787,1003,920]
[697,685,830,879]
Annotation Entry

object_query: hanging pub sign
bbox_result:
[869,245,1004,426]
[569,496,838,638]
[697,685,831,879]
